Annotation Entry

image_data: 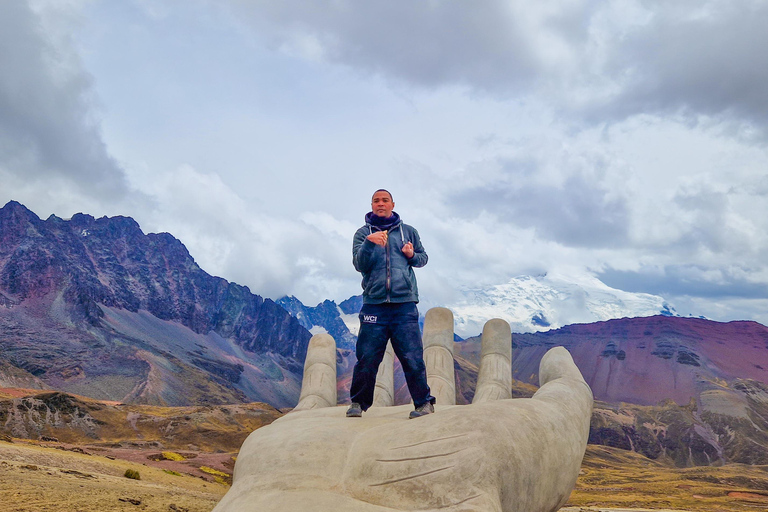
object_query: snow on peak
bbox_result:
[337,305,360,336]
[309,325,328,335]
[448,272,674,337]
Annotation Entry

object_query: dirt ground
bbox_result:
[564,445,768,512]
[560,509,693,512]
[0,440,227,512]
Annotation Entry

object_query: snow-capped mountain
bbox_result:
[276,296,358,350]
[447,272,676,338]
[279,272,676,342]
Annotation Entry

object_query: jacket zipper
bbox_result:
[385,230,391,302]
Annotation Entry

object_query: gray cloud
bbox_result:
[450,163,630,248]
[226,0,571,93]
[589,1,768,132]
[228,1,768,137]
[0,1,127,198]
[599,264,768,300]
[645,182,766,261]
[672,187,731,254]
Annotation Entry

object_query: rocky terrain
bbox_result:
[0,201,311,407]
[0,387,282,511]
[0,388,281,452]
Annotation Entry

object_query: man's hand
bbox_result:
[401,241,414,258]
[214,309,593,512]
[366,230,388,247]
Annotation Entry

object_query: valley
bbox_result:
[5,422,768,512]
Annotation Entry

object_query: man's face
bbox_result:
[371,191,395,218]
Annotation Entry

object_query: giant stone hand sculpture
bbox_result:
[213,308,593,512]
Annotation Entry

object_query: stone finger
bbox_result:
[372,342,395,407]
[293,333,337,411]
[538,346,588,387]
[423,307,456,405]
[472,318,512,404]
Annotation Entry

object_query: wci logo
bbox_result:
[362,314,378,324]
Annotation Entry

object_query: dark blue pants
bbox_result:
[349,302,434,410]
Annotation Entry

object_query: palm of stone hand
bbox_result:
[213,309,593,512]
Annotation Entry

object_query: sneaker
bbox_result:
[409,401,434,419]
[346,402,363,417]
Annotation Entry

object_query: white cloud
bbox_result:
[127,164,359,305]
[0,0,128,201]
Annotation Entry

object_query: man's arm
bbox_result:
[353,228,376,273]
[406,227,428,268]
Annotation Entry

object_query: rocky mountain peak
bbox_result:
[0,201,44,247]
[0,201,312,407]
[0,200,37,219]
[276,295,357,349]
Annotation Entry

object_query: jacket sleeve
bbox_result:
[407,227,428,268]
[353,228,375,273]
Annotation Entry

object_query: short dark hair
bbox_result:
[372,189,393,201]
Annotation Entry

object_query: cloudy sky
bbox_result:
[2,0,767,326]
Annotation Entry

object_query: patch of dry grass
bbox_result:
[566,445,768,511]
[200,465,232,485]
[0,441,226,512]
[0,387,46,399]
[161,451,187,461]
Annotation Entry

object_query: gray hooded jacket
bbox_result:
[353,215,428,304]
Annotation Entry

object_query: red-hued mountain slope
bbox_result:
[503,315,768,406]
[451,316,768,466]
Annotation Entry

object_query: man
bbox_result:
[347,189,435,419]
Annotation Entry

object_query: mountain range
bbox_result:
[0,201,310,408]
[458,316,768,466]
[3,200,768,467]
[276,273,678,342]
